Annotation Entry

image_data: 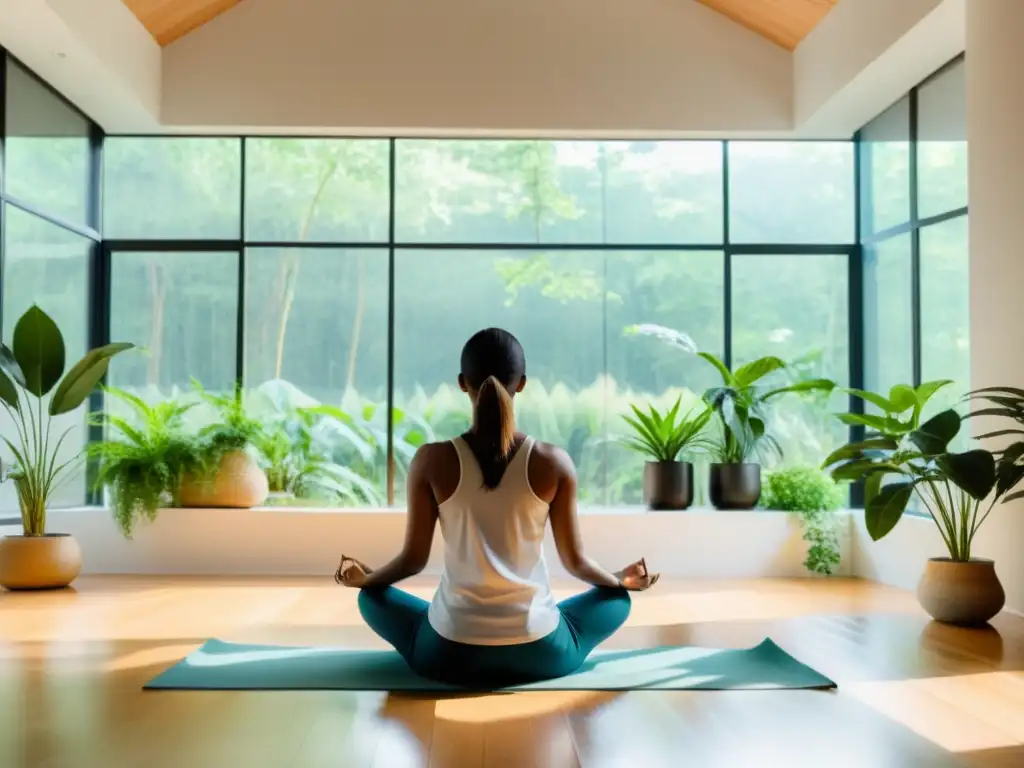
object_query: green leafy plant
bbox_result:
[302,403,416,505]
[698,352,835,464]
[87,388,205,537]
[192,380,263,470]
[621,398,712,462]
[252,412,358,502]
[0,306,134,535]
[966,386,1024,505]
[823,381,1000,561]
[761,465,844,575]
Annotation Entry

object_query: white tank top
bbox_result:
[427,436,561,646]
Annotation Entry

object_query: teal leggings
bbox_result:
[358,586,631,688]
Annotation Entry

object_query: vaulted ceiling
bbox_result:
[121,0,839,50]
[121,0,243,46]
[695,0,839,50]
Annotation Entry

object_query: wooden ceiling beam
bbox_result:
[122,0,243,47]
[695,0,839,51]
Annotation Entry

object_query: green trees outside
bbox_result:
[0,105,970,507]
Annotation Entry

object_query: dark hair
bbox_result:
[460,328,526,489]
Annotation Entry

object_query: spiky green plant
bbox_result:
[87,388,205,537]
[621,398,712,462]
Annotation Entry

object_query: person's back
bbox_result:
[335,327,659,687]
[428,434,559,645]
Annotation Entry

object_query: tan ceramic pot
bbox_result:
[179,449,269,508]
[0,533,82,591]
[917,558,1005,626]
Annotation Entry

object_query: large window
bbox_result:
[0,55,100,516]
[95,136,856,507]
[858,57,969,477]
[0,49,973,515]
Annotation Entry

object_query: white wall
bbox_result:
[39,507,852,580]
[161,0,792,135]
[965,0,1024,616]
[793,0,964,135]
[0,0,160,130]
[850,512,944,593]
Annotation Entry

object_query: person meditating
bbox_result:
[335,327,658,688]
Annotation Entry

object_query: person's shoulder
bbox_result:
[411,440,458,471]
[529,439,575,476]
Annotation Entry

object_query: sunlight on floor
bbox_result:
[434,690,616,724]
[103,643,201,672]
[848,673,1024,753]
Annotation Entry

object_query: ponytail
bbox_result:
[473,375,516,489]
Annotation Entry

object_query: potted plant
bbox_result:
[0,306,133,589]
[253,414,355,506]
[966,385,1024,503]
[761,465,845,576]
[824,380,1005,625]
[178,382,269,508]
[699,352,834,510]
[621,398,712,510]
[87,388,204,537]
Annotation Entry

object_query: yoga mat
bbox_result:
[144,638,835,692]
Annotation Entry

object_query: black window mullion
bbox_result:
[722,142,732,370]
[386,139,397,507]
[236,139,247,388]
[909,86,922,388]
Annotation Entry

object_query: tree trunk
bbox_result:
[344,252,366,393]
[147,260,167,387]
[273,147,346,378]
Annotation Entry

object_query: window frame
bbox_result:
[0,52,104,519]
[0,43,871,511]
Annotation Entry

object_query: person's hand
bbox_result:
[615,558,660,591]
[335,555,372,588]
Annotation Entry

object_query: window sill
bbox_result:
[33,505,856,516]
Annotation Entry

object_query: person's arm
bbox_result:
[547,449,622,588]
[358,444,439,589]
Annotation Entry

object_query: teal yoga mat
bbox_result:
[144,638,835,692]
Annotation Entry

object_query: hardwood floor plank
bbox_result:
[1,576,1023,767]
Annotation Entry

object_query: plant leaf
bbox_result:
[908,409,961,455]
[733,356,786,388]
[865,481,914,540]
[976,428,1024,441]
[915,379,954,407]
[49,343,136,415]
[936,450,997,500]
[888,385,917,413]
[0,369,18,410]
[12,305,65,397]
[836,412,892,432]
[697,352,734,386]
[762,378,835,401]
[821,437,899,468]
[0,343,27,388]
[843,388,893,413]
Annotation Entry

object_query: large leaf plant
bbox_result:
[0,306,134,535]
[823,381,1001,561]
[966,385,1024,505]
[698,352,835,465]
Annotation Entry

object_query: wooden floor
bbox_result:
[2,577,1024,768]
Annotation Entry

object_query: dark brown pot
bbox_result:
[643,461,694,510]
[709,463,761,510]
